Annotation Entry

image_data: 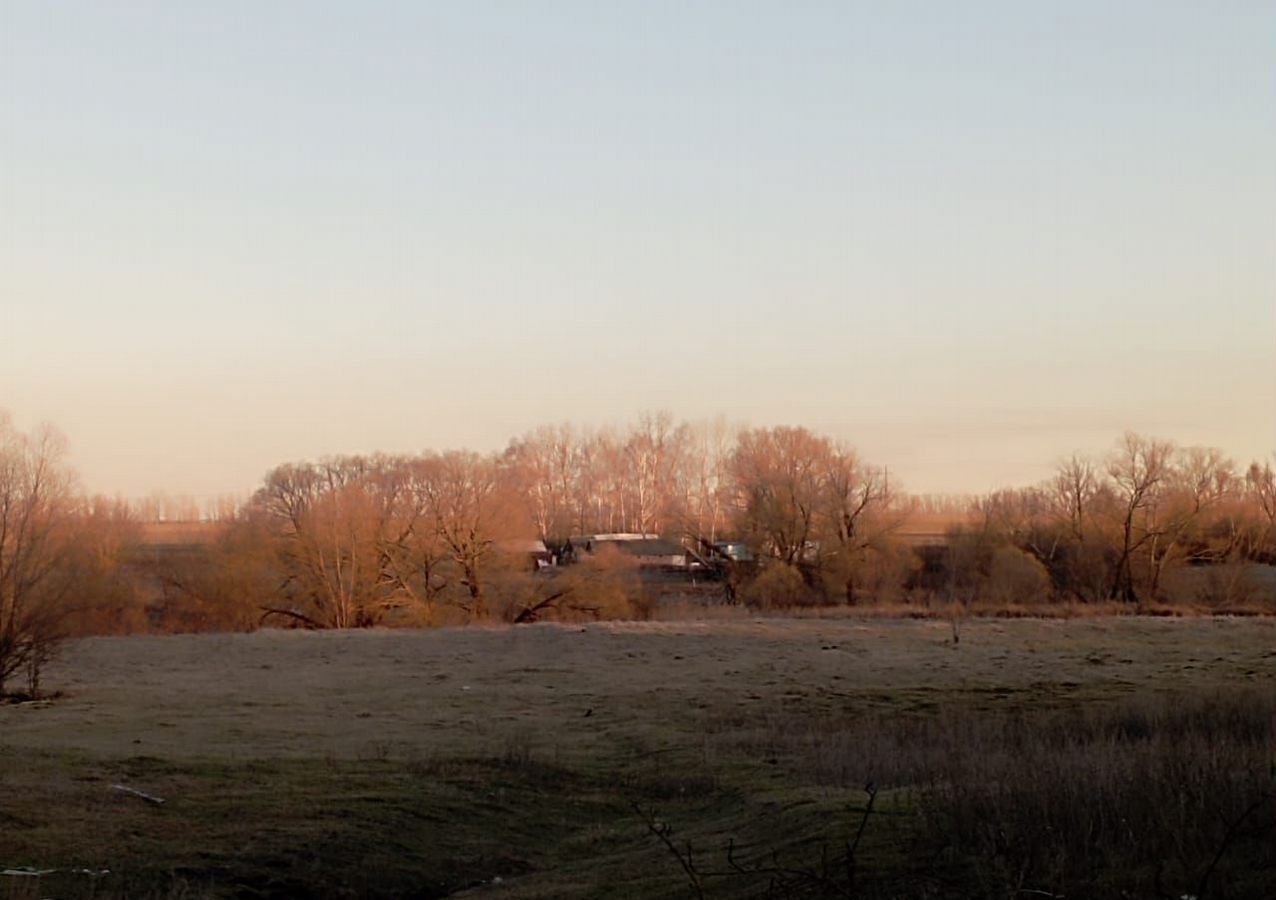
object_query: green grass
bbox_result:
[7,695,1272,899]
[3,620,1274,898]
[1,745,904,899]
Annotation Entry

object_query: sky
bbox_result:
[3,1,1274,500]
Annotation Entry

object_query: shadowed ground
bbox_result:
[2,618,1273,898]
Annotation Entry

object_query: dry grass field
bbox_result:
[3,618,1275,898]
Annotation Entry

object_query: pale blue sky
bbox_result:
[3,2,1273,498]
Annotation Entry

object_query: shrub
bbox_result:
[741,562,815,609]
[986,545,1053,605]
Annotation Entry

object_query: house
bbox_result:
[565,533,689,572]
[712,540,753,562]
[495,538,555,571]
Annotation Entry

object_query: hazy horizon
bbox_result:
[5,2,1274,500]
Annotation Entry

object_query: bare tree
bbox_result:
[683,417,737,546]
[1044,456,1114,602]
[621,411,690,536]
[1051,455,1099,545]
[821,445,899,605]
[64,495,145,634]
[253,457,391,628]
[729,426,830,576]
[1145,447,1235,597]
[1106,433,1175,603]
[420,451,514,621]
[0,416,78,696]
[372,456,451,623]
[503,423,581,544]
[1245,458,1276,560]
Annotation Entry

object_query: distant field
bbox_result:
[2,619,1274,898]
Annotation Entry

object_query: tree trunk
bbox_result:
[465,565,485,620]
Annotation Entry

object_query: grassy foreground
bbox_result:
[2,618,1274,898]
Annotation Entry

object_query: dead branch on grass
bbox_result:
[1194,793,1274,900]
[513,590,571,624]
[635,783,880,899]
[632,801,706,899]
[258,606,325,629]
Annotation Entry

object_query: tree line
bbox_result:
[3,411,1275,693]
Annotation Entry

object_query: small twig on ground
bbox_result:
[111,784,166,806]
[632,802,706,899]
[1195,794,1272,900]
[845,782,878,890]
[637,785,880,899]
